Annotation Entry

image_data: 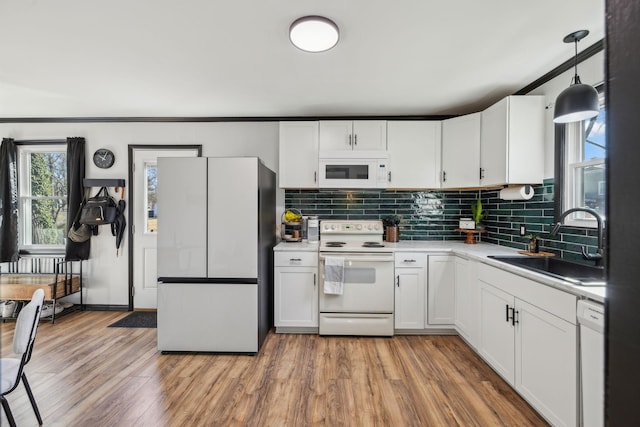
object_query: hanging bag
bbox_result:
[67,190,92,242]
[80,186,117,225]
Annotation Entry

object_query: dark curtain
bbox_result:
[0,138,19,262]
[65,137,90,260]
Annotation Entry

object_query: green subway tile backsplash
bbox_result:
[479,178,599,263]
[285,178,599,263]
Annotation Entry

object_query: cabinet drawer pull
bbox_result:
[289,258,302,262]
[403,259,416,263]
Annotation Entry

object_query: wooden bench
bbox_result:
[1,274,80,300]
[0,260,83,323]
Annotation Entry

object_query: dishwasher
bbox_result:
[577,299,605,427]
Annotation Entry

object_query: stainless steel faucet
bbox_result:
[550,207,605,266]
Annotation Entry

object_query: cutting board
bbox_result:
[517,251,555,257]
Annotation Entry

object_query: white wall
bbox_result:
[528,51,605,178]
[0,121,281,306]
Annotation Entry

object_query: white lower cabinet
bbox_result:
[453,256,479,348]
[516,299,577,427]
[427,255,455,325]
[394,253,427,330]
[274,251,318,331]
[478,264,577,427]
[479,282,516,380]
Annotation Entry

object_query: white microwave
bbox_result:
[318,158,389,188]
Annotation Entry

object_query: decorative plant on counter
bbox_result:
[471,199,487,229]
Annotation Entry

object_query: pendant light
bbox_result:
[553,30,599,123]
[289,16,339,53]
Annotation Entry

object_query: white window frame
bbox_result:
[562,92,606,228]
[17,144,68,251]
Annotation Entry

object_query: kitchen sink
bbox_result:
[487,255,606,286]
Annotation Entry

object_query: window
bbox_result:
[559,87,606,227]
[145,161,157,233]
[17,144,68,251]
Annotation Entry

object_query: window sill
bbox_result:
[18,249,66,257]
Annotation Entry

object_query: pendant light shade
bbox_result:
[289,16,339,53]
[554,80,599,123]
[553,30,600,124]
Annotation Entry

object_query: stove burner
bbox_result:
[362,242,385,248]
[325,241,346,247]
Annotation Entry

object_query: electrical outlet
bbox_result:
[520,224,526,236]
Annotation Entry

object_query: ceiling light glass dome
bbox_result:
[289,16,339,53]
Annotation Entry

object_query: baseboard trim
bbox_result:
[84,304,129,312]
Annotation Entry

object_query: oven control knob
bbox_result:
[331,224,337,230]
[367,224,373,230]
[356,224,362,230]
[374,224,380,230]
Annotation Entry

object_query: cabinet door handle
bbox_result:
[313,273,316,287]
[479,167,485,179]
[505,306,517,325]
[513,309,519,325]
[442,170,447,182]
[396,275,400,287]
[348,134,352,146]
[314,171,317,182]
[505,304,511,322]
[388,171,391,182]
[354,134,357,146]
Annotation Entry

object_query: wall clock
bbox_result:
[93,148,115,169]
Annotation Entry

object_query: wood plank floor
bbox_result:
[1,311,549,426]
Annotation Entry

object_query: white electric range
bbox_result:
[318,220,395,336]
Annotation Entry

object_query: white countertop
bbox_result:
[274,241,319,251]
[274,240,605,303]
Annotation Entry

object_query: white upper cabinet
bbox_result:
[279,121,319,188]
[319,120,387,152]
[387,121,442,188]
[480,95,545,186]
[441,113,481,188]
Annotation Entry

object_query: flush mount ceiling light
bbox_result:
[289,16,339,53]
[553,30,599,124]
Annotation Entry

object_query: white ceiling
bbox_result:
[0,0,605,118]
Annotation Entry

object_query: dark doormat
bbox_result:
[108,311,157,328]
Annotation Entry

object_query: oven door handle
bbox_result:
[319,254,394,263]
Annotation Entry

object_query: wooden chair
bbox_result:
[1,289,45,426]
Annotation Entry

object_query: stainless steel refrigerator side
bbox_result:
[257,161,277,350]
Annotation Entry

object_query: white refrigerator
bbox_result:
[156,157,276,353]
